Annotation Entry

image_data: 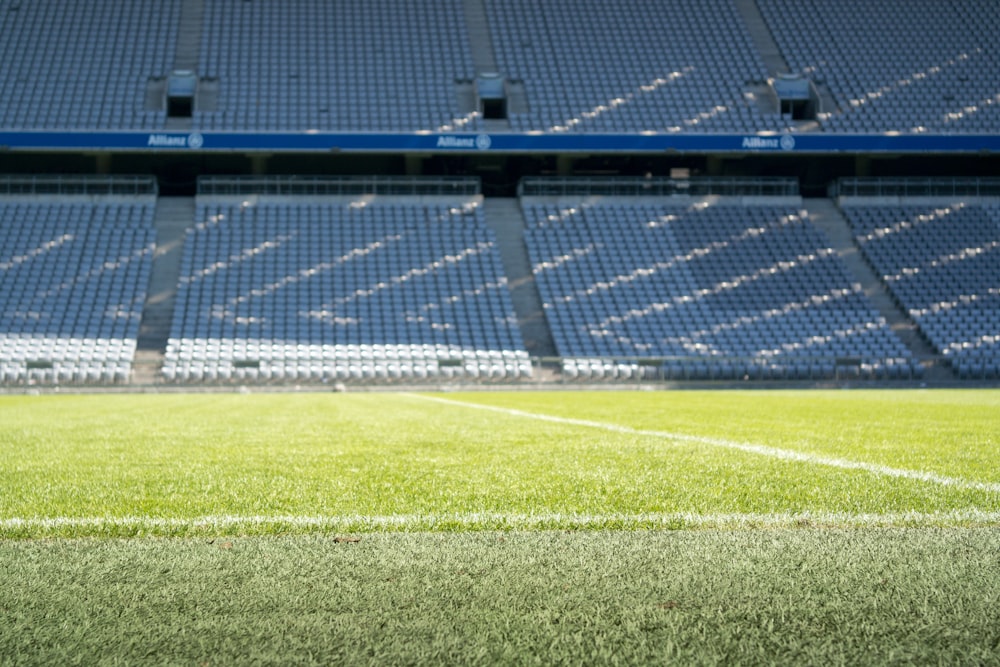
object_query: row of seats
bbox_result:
[843,202,1000,379]
[523,200,920,380]
[194,0,474,132]
[482,0,787,134]
[561,357,919,382]
[0,0,177,130]
[2,0,998,133]
[2,193,995,384]
[758,0,1000,134]
[162,199,530,381]
[0,199,155,383]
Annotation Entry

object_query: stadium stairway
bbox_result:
[463,0,499,75]
[805,198,953,382]
[174,0,203,72]
[732,0,788,76]
[462,0,511,132]
[165,0,203,131]
[483,198,558,362]
[732,0,837,128]
[133,197,195,384]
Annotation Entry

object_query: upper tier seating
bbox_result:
[482,0,785,134]
[0,198,155,383]
[758,0,1000,134]
[0,0,178,130]
[523,199,918,380]
[195,0,476,131]
[2,0,997,134]
[843,202,1000,378]
[163,198,529,382]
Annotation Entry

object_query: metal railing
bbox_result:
[198,175,482,197]
[0,354,975,389]
[835,177,1000,198]
[0,174,158,196]
[518,176,800,198]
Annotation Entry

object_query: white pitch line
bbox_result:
[409,394,1000,495]
[3,510,1000,532]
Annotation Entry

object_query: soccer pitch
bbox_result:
[2,389,999,664]
[2,389,998,536]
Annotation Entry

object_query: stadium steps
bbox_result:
[174,0,204,71]
[462,0,511,131]
[734,0,789,76]
[133,196,196,385]
[738,0,838,121]
[483,198,558,360]
[805,198,954,381]
[463,0,500,75]
[164,0,204,131]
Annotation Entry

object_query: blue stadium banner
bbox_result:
[1,131,998,153]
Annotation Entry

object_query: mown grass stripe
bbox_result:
[4,510,1000,533]
[412,394,1000,494]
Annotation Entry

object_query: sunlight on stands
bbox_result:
[678,105,731,130]
[218,235,405,316]
[530,205,586,230]
[0,234,75,270]
[942,92,1000,125]
[755,321,879,358]
[859,204,964,243]
[548,69,692,132]
[843,50,976,117]
[591,249,835,328]
[943,333,1000,355]
[322,241,495,309]
[433,202,481,223]
[532,244,596,275]
[910,287,1000,318]
[184,235,295,284]
[884,241,1000,284]
[417,278,508,313]
[40,245,153,300]
[436,111,482,133]
[547,210,805,308]
[668,288,858,343]
[349,196,376,209]
[645,214,679,229]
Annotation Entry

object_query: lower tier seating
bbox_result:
[843,202,1000,379]
[0,198,155,383]
[162,198,529,382]
[523,199,919,380]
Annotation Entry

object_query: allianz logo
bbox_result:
[742,135,796,150]
[147,133,204,149]
[436,134,492,150]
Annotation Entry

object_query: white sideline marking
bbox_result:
[3,510,1000,533]
[410,394,1000,495]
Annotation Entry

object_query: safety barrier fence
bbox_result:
[0,353,988,388]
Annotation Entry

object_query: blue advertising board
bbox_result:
[1,131,998,154]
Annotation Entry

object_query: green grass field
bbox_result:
[2,389,999,664]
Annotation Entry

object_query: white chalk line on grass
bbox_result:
[409,394,1000,495]
[3,510,1000,532]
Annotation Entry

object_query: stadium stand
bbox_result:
[162,182,529,382]
[2,0,997,136]
[0,3,997,388]
[522,180,918,380]
[0,0,179,130]
[194,0,476,131]
[0,178,156,384]
[482,0,787,134]
[841,191,1000,379]
[758,0,1000,133]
